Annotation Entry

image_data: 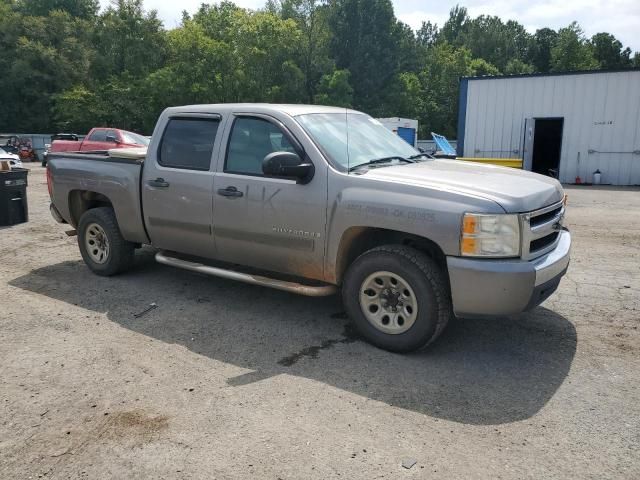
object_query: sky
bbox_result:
[104,0,640,52]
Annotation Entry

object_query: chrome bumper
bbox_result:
[447,230,571,317]
[531,230,571,286]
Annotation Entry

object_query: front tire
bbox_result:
[342,245,451,353]
[77,207,135,276]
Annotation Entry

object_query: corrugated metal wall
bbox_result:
[461,70,640,185]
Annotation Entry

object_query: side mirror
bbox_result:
[106,135,119,144]
[262,151,314,183]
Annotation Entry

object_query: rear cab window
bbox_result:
[158,117,220,171]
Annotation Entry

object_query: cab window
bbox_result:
[225,117,296,175]
[88,130,107,142]
[106,130,119,143]
[158,118,220,171]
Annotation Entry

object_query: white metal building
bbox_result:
[457,69,640,185]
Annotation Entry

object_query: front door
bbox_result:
[212,115,327,281]
[141,115,222,257]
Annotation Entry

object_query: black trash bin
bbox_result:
[0,167,29,226]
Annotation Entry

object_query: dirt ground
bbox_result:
[1,165,639,479]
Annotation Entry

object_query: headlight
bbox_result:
[461,213,520,257]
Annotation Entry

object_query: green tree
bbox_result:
[1,10,94,131]
[417,43,478,137]
[314,68,353,107]
[469,58,500,76]
[0,1,23,129]
[193,4,305,103]
[530,28,558,72]
[417,21,439,48]
[590,32,632,69]
[327,0,410,115]
[52,85,99,132]
[439,5,468,46]
[137,21,233,128]
[192,1,243,43]
[504,58,534,75]
[550,22,598,72]
[16,0,99,19]
[276,0,332,103]
[388,71,421,119]
[2,0,638,136]
[443,14,534,73]
[92,0,167,78]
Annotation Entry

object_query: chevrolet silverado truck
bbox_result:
[47,104,570,352]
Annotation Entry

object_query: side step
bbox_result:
[155,251,337,297]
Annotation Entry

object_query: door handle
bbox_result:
[217,186,243,198]
[147,178,170,188]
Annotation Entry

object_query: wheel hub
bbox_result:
[380,288,403,311]
[359,271,418,335]
[85,223,110,264]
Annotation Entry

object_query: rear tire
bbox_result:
[77,207,135,276]
[342,245,451,353]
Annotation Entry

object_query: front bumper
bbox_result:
[446,230,571,317]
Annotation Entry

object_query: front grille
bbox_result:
[530,206,562,227]
[530,232,559,252]
[521,200,565,260]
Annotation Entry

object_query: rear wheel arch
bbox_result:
[77,207,135,276]
[68,190,114,227]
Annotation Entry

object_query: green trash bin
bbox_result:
[0,167,28,226]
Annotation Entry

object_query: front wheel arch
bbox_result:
[333,227,449,285]
[342,244,452,352]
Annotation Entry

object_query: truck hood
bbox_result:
[362,159,563,213]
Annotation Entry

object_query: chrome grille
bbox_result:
[520,200,565,260]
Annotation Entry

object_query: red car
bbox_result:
[49,128,149,154]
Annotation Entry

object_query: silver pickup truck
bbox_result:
[47,104,570,352]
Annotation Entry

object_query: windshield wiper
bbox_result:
[348,156,415,172]
[408,152,434,161]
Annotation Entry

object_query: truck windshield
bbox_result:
[296,112,419,172]
[121,131,150,146]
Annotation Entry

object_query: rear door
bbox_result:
[141,114,222,257]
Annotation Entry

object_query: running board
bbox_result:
[155,252,337,297]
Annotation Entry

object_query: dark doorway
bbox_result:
[531,118,563,177]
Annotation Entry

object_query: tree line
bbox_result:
[1,0,638,138]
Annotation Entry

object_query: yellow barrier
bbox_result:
[458,157,523,169]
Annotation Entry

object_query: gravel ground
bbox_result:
[1,165,639,479]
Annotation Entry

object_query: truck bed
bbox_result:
[47,151,149,244]
[49,139,82,153]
